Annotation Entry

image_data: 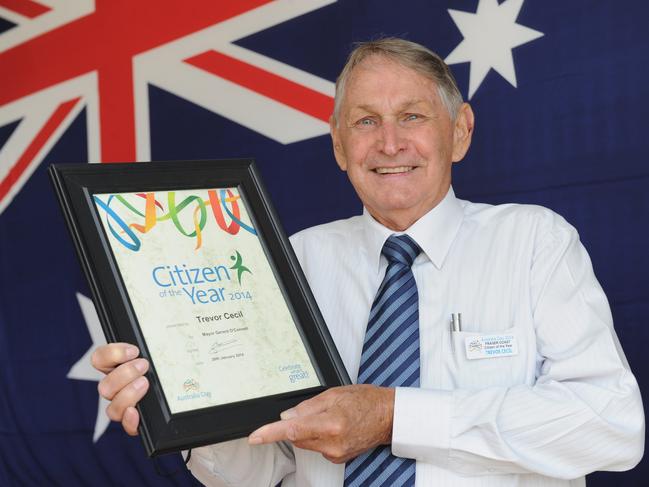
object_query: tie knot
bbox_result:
[382,234,420,267]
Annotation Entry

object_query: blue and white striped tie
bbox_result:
[344,234,421,487]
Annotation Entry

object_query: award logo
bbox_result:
[95,189,256,306]
[150,251,253,305]
[229,251,251,284]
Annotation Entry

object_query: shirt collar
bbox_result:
[361,186,464,273]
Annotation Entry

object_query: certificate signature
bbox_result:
[209,338,241,355]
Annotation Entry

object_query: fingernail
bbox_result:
[280,408,296,420]
[125,345,139,359]
[134,359,148,373]
[133,376,147,390]
[248,434,263,445]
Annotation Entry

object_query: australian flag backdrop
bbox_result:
[0,0,647,485]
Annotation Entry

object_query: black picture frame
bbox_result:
[49,159,350,457]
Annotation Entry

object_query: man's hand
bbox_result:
[91,343,149,436]
[248,385,394,464]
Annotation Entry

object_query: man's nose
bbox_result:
[377,120,406,156]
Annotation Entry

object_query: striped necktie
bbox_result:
[344,234,421,487]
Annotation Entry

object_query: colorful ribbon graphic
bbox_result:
[94,189,257,251]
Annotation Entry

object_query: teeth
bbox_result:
[375,166,414,174]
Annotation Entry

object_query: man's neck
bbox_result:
[366,187,451,232]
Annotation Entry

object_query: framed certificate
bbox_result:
[49,159,350,456]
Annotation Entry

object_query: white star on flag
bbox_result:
[67,292,110,443]
[445,0,544,99]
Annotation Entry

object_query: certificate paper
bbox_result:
[94,187,321,414]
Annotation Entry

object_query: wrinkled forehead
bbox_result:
[341,55,442,112]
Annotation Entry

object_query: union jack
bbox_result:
[0,0,336,214]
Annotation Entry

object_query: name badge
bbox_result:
[464,334,518,360]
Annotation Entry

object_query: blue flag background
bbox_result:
[0,1,647,485]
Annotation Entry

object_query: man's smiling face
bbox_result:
[331,55,473,231]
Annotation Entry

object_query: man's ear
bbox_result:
[330,115,348,171]
[451,103,475,163]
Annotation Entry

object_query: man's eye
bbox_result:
[356,118,375,126]
[404,114,420,121]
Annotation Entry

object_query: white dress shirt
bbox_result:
[187,187,644,486]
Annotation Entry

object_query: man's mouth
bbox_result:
[373,166,415,174]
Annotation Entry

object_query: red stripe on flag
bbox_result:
[0,97,79,202]
[185,50,333,123]
[0,0,51,18]
[98,60,136,162]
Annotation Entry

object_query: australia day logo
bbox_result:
[179,378,211,402]
[468,339,483,353]
[183,378,200,393]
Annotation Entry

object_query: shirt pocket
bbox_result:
[442,325,528,390]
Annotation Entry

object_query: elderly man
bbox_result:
[92,38,644,486]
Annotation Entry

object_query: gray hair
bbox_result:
[333,38,463,123]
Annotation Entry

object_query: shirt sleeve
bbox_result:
[391,213,645,479]
[186,439,295,487]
